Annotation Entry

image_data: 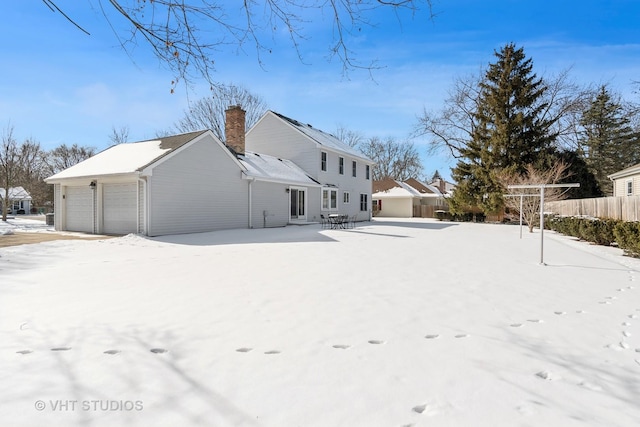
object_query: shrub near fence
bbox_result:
[545,215,640,257]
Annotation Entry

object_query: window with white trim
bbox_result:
[339,157,344,175]
[321,151,327,171]
[359,193,368,211]
[627,180,633,196]
[343,192,350,204]
[366,165,370,180]
[322,188,338,210]
[352,160,357,177]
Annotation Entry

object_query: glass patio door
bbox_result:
[290,188,306,220]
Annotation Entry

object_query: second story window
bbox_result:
[339,157,344,175]
[321,152,327,171]
[366,165,370,180]
[352,161,357,177]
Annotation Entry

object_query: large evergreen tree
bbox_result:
[578,85,638,196]
[450,43,555,214]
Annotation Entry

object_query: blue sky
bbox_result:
[2,1,639,180]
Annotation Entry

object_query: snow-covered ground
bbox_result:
[1,218,639,427]
[0,216,52,235]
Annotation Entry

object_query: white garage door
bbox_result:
[65,186,95,233]
[103,183,138,235]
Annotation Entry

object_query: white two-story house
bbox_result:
[246,111,375,223]
[45,107,374,236]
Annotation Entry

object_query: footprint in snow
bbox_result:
[454,334,469,339]
[618,288,625,292]
[16,350,33,355]
[236,347,252,353]
[510,323,523,328]
[264,350,281,355]
[623,331,632,337]
[576,310,586,314]
[368,340,385,345]
[605,296,616,300]
[554,311,566,315]
[620,342,630,350]
[412,403,428,414]
[598,301,611,305]
[51,347,72,352]
[629,314,638,319]
[424,334,440,339]
[527,319,543,323]
[623,322,632,326]
[535,371,559,381]
[332,344,350,349]
[103,349,121,355]
[150,348,168,354]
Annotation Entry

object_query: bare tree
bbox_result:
[500,163,570,233]
[359,136,423,181]
[16,139,50,211]
[0,128,50,219]
[43,1,433,87]
[0,125,20,221]
[173,84,268,141]
[109,125,130,145]
[334,125,365,148]
[45,144,97,176]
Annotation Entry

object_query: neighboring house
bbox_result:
[45,107,372,236]
[0,186,32,214]
[608,163,640,196]
[372,178,445,218]
[246,111,375,222]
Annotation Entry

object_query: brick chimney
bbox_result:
[225,105,246,155]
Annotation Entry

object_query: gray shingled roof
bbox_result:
[272,111,373,163]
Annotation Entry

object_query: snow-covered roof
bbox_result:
[372,179,444,199]
[0,186,32,200]
[272,111,373,163]
[372,180,423,198]
[46,130,208,181]
[608,162,640,180]
[240,152,320,186]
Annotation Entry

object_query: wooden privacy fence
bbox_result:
[545,196,640,221]
[412,205,449,218]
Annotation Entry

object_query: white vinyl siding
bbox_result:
[102,183,138,235]
[246,111,373,220]
[65,186,95,233]
[613,174,640,197]
[246,113,320,176]
[374,197,413,217]
[148,135,248,236]
[250,181,290,228]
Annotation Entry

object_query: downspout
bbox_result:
[248,177,255,229]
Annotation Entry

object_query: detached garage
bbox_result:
[46,130,232,236]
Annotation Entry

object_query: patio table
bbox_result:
[328,214,348,229]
